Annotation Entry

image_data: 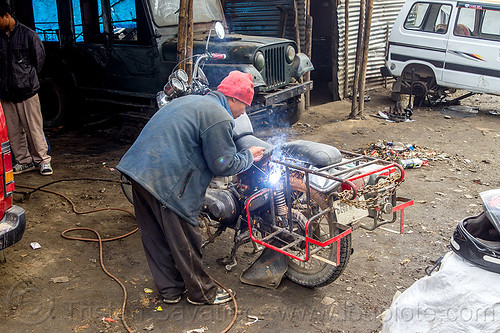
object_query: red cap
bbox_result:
[217,71,254,106]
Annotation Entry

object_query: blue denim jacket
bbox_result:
[117,91,253,225]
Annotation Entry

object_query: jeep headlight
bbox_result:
[286,45,295,64]
[254,51,265,72]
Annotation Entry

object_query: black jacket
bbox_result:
[0,22,45,103]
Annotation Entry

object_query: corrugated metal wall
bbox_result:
[337,0,405,99]
[223,0,404,99]
[224,0,297,41]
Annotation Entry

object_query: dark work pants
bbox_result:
[131,180,217,303]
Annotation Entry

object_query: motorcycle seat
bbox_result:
[235,134,274,152]
[279,140,342,167]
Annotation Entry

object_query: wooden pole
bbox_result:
[331,0,340,101]
[186,0,193,79]
[343,0,350,99]
[277,5,288,38]
[357,0,374,118]
[304,15,313,107]
[178,0,188,64]
[384,21,389,88]
[293,0,301,53]
[177,0,193,79]
[349,0,365,118]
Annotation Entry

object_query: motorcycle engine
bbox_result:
[202,177,239,225]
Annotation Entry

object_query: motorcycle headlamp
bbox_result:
[254,51,265,72]
[286,45,296,64]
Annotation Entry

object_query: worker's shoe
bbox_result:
[187,289,235,305]
[39,163,53,176]
[13,162,35,175]
[162,295,182,304]
[163,289,187,304]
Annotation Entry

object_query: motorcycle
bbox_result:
[121,22,414,288]
[121,113,413,289]
[197,115,413,288]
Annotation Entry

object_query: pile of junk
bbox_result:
[381,189,500,333]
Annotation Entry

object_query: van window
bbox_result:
[404,2,452,34]
[455,6,500,41]
[481,10,500,39]
[454,7,474,36]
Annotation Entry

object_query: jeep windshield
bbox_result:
[149,0,224,27]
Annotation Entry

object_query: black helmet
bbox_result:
[450,189,500,274]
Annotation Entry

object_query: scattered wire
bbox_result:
[17,182,136,332]
[16,180,239,333]
[16,177,127,202]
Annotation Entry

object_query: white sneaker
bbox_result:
[186,289,234,305]
[13,162,35,175]
[39,163,53,176]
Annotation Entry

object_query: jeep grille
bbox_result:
[264,46,286,88]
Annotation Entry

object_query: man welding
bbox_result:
[117,71,265,305]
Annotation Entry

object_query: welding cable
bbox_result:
[16,177,127,200]
[63,227,135,333]
[209,275,238,333]
[17,183,137,332]
[16,182,239,333]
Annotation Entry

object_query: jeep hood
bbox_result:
[193,33,296,64]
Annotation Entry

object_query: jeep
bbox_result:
[11,0,313,127]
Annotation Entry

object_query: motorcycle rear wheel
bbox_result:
[285,180,352,288]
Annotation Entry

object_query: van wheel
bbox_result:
[391,64,446,106]
[393,72,445,107]
[411,81,428,106]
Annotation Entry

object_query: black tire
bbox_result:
[282,95,305,125]
[263,95,305,127]
[394,65,448,107]
[39,78,68,128]
[285,179,352,288]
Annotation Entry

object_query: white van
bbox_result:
[381,0,500,104]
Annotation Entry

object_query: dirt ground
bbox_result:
[1,87,499,333]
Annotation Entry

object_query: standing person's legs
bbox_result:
[1,99,32,165]
[131,180,217,303]
[163,210,218,303]
[17,94,51,166]
[131,181,185,300]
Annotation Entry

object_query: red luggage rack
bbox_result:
[245,150,413,264]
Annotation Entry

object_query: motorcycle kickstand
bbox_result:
[222,231,252,271]
[201,226,225,249]
[252,241,264,253]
